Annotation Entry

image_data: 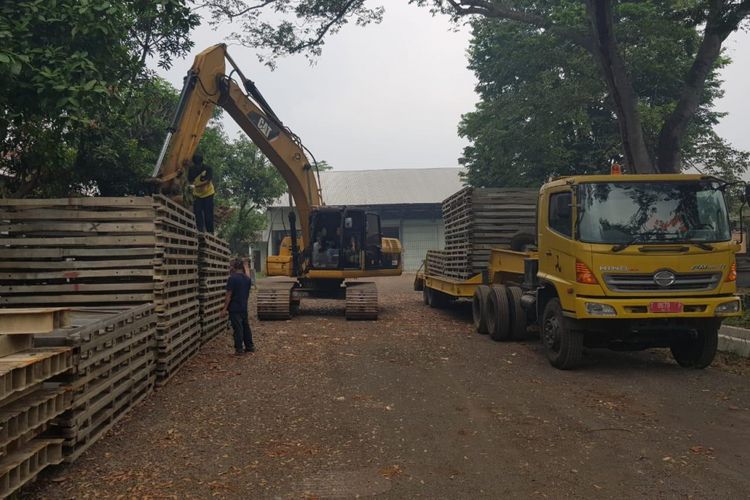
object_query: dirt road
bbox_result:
[31,275,750,499]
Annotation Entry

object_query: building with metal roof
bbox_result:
[259,167,464,272]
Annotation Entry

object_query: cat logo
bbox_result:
[248,112,280,141]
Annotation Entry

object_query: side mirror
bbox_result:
[744,184,750,204]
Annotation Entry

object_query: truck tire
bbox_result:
[473,285,491,334]
[506,286,527,340]
[486,285,512,341]
[670,324,719,369]
[423,286,430,306]
[414,276,424,291]
[541,298,583,369]
[430,288,450,309]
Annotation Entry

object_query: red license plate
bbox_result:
[648,301,683,313]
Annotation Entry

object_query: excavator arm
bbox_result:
[152,44,323,241]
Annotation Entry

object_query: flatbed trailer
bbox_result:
[420,248,537,339]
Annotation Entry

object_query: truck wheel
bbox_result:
[541,298,583,369]
[486,285,511,341]
[414,276,424,291]
[430,289,450,309]
[423,286,430,306]
[473,285,491,334]
[670,323,719,369]
[506,286,527,340]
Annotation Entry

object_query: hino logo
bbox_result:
[653,270,676,288]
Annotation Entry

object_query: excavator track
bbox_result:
[256,282,296,320]
[345,282,379,320]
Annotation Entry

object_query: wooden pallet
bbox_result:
[0,388,71,456]
[0,438,63,497]
[57,354,154,440]
[197,234,231,343]
[28,305,157,463]
[0,348,73,402]
[62,370,155,463]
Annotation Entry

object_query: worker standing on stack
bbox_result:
[188,153,215,233]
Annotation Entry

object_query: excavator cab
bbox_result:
[308,208,392,271]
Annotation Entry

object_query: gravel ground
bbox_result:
[28,274,750,499]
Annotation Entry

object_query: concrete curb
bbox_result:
[719,325,750,358]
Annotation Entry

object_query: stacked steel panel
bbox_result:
[0,196,202,386]
[150,199,200,386]
[432,187,537,279]
[35,306,157,462]
[197,234,231,343]
[0,308,74,497]
[0,196,198,308]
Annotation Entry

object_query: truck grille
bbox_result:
[603,272,721,292]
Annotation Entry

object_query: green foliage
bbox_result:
[459,21,617,187]
[315,160,334,171]
[196,124,287,254]
[459,12,746,187]
[70,78,181,196]
[205,0,384,67]
[0,0,198,197]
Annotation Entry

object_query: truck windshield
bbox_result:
[577,181,730,244]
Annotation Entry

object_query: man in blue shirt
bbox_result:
[222,258,254,355]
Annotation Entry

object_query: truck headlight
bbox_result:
[716,300,740,314]
[585,302,617,316]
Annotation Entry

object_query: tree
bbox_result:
[202,0,750,174]
[459,17,747,187]
[70,78,181,196]
[0,0,198,197]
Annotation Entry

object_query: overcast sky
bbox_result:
[154,2,749,171]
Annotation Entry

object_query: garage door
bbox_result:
[401,220,444,271]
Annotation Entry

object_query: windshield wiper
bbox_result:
[611,233,654,253]
[686,240,714,251]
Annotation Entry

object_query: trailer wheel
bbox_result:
[486,285,512,341]
[423,286,430,306]
[670,323,719,369]
[541,298,583,369]
[472,285,491,334]
[430,288,450,309]
[506,286,527,339]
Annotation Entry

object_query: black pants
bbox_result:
[229,311,253,352]
[193,195,214,233]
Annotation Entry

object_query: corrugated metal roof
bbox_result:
[272,167,464,207]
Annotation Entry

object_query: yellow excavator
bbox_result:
[152,44,402,320]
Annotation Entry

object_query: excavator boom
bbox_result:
[153,43,322,240]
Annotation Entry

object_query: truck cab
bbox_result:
[533,173,741,368]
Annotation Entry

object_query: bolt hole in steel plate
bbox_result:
[298,468,393,498]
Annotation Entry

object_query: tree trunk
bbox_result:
[583,0,655,174]
[655,19,725,173]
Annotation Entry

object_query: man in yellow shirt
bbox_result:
[188,153,215,233]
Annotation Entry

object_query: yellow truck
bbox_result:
[420,173,743,369]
